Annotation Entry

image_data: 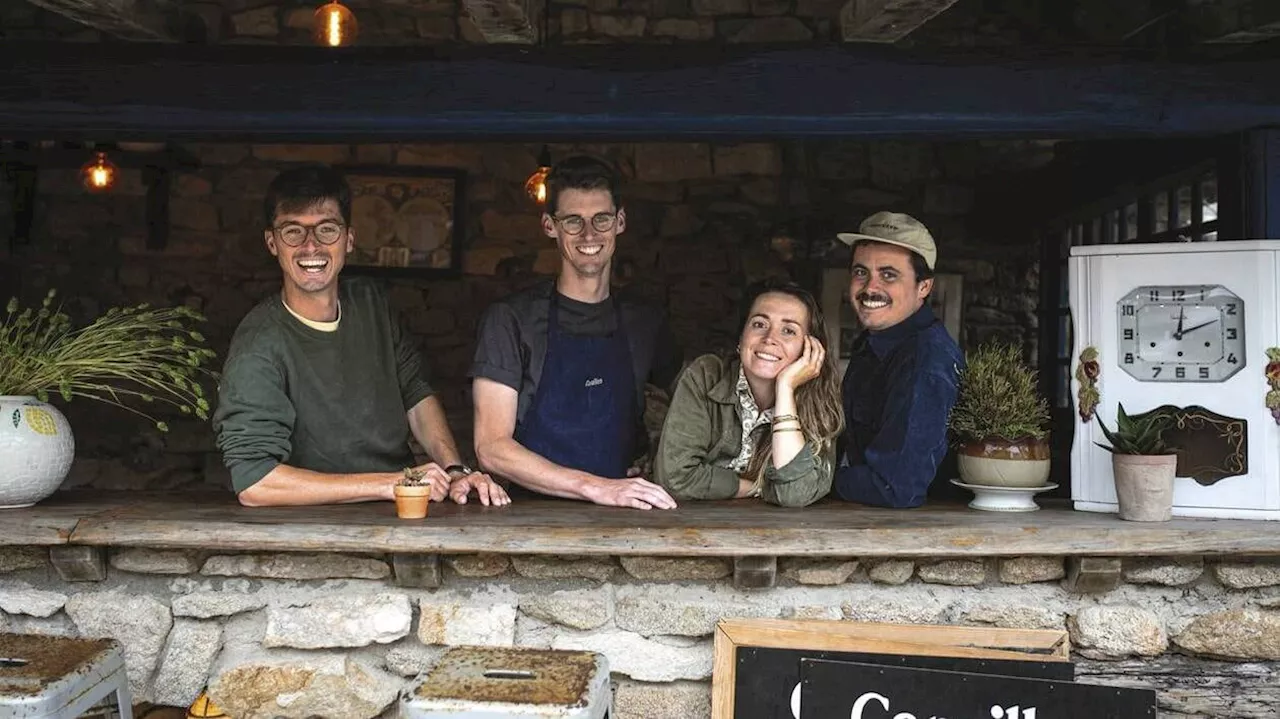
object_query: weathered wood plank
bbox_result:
[733,556,777,589]
[0,491,138,546]
[49,491,1280,557]
[0,511,77,545]
[840,0,962,43]
[391,553,441,588]
[3,43,1280,140]
[49,545,106,581]
[1076,656,1280,718]
[1065,556,1123,594]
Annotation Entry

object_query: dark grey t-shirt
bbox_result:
[470,280,683,428]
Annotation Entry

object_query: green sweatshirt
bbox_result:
[212,278,433,492]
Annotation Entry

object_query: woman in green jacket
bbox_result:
[656,280,844,507]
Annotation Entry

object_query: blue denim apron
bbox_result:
[515,293,635,479]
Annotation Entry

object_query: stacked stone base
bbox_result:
[2,548,1278,718]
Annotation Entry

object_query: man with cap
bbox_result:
[832,211,964,508]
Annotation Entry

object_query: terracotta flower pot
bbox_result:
[1112,453,1177,522]
[394,484,430,519]
[957,436,1051,488]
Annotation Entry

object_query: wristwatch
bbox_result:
[445,464,474,478]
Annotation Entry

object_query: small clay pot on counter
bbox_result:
[394,484,430,519]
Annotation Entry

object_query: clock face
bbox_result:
[1116,284,1246,382]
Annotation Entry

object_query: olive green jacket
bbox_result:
[655,354,834,507]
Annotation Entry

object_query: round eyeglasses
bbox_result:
[273,220,346,247]
[552,212,617,236]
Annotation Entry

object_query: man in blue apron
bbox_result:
[470,156,683,509]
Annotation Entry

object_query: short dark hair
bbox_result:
[545,155,621,215]
[263,164,352,228]
[852,240,935,283]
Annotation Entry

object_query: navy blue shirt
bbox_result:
[834,304,963,508]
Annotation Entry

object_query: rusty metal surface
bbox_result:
[413,647,601,707]
[0,633,114,696]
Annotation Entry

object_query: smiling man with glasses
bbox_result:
[471,155,683,510]
[212,164,507,509]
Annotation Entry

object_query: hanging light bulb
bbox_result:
[524,146,553,205]
[313,1,357,47]
[81,151,117,193]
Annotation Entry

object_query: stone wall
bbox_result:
[1,547,1278,717]
[1,139,1050,491]
[0,0,848,45]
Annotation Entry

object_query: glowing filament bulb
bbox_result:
[313,2,357,47]
[525,146,553,205]
[81,151,117,193]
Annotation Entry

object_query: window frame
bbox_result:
[1038,158,1235,491]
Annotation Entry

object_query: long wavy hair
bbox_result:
[737,279,845,483]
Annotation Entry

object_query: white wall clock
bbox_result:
[1070,241,1280,520]
[1115,284,1246,383]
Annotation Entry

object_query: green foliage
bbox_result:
[1095,403,1174,455]
[0,290,218,432]
[949,342,1049,442]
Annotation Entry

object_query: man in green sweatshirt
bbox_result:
[212,165,507,508]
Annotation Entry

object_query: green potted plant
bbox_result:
[1096,403,1177,522]
[949,342,1052,489]
[0,290,217,507]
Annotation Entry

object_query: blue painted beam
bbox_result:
[1,43,1280,141]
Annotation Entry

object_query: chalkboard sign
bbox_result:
[738,647,1073,719]
[799,658,1157,719]
[711,619,1072,719]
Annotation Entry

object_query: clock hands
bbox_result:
[1174,317,1218,340]
[1176,306,1185,336]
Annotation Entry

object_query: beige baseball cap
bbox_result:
[837,211,937,270]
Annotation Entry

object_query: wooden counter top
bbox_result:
[3,490,1278,557]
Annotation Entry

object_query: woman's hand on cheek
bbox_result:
[777,336,825,392]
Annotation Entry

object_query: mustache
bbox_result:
[856,292,891,304]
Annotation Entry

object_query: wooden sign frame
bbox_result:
[711,618,1070,719]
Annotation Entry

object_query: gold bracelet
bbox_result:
[772,427,804,433]
[773,414,799,423]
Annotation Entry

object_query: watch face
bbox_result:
[1117,284,1246,382]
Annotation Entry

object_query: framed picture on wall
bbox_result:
[821,268,964,373]
[338,165,466,277]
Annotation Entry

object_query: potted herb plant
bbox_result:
[1096,403,1177,522]
[949,342,1052,488]
[395,468,432,519]
[0,290,217,507]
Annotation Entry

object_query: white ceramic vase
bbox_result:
[0,396,75,508]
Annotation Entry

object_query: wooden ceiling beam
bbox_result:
[2,43,1280,140]
[23,0,178,41]
[840,0,963,43]
[461,0,539,44]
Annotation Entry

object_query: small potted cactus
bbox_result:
[394,468,432,519]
